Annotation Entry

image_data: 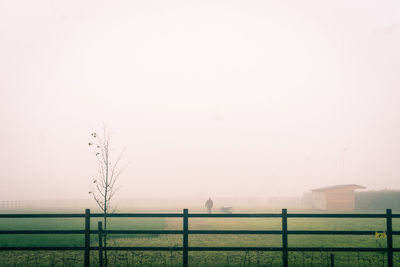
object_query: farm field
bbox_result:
[1,209,400,266]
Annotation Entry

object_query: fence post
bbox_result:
[98,221,104,267]
[330,254,334,267]
[282,209,288,267]
[183,209,189,267]
[85,209,90,267]
[386,209,393,267]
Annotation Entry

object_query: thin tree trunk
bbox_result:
[104,211,108,267]
[104,141,109,267]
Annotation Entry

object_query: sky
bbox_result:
[0,0,399,200]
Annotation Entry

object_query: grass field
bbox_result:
[0,217,167,247]
[1,210,400,266]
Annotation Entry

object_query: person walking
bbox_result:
[205,197,214,213]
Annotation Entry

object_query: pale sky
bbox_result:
[1,0,399,200]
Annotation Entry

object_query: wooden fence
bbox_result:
[0,209,399,267]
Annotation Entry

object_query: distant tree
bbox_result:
[88,128,125,267]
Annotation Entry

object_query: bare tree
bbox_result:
[88,128,125,267]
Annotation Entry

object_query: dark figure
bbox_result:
[205,197,213,213]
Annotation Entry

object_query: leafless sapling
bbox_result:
[88,129,125,267]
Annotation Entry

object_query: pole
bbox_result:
[98,221,104,267]
[183,209,189,267]
[85,209,91,267]
[386,209,393,267]
[282,209,288,267]
[342,147,347,184]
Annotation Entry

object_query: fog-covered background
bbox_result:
[1,0,399,201]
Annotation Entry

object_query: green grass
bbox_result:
[106,217,400,266]
[0,217,167,247]
[1,211,400,266]
[130,216,396,247]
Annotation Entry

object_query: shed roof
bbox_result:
[311,184,366,192]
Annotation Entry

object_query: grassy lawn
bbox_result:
[109,216,400,266]
[0,217,167,247]
[1,211,400,266]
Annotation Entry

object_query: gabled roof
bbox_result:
[311,184,366,192]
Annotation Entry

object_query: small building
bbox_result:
[311,184,365,211]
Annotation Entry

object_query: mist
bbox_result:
[1,0,399,202]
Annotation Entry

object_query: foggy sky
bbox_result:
[1,0,400,200]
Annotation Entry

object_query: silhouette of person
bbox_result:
[205,197,213,213]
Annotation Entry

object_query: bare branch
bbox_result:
[107,186,120,202]
[110,148,125,179]
[92,194,105,212]
[95,184,106,198]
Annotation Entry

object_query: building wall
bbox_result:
[311,191,327,210]
[311,188,357,211]
[326,189,355,211]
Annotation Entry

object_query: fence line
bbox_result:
[0,209,399,267]
[0,200,33,209]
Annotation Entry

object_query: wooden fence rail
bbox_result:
[0,209,399,267]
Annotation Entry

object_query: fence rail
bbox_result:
[0,208,398,267]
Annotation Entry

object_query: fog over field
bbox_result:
[1,0,399,202]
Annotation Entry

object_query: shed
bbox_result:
[311,184,365,211]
